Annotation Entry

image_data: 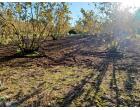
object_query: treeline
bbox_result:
[0,2,140,54]
[0,2,71,54]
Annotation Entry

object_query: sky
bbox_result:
[69,2,140,26]
[69,2,94,26]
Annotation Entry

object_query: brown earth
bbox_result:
[0,34,140,107]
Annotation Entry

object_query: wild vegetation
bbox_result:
[0,2,140,107]
[0,2,71,54]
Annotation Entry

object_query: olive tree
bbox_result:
[0,2,71,54]
[0,3,55,54]
[75,8,100,35]
[51,2,71,40]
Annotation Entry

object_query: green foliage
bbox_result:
[53,3,71,39]
[75,8,102,34]
[69,29,77,35]
[108,40,118,49]
[15,3,22,13]
[0,2,71,54]
[0,96,5,101]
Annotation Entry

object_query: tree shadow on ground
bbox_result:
[0,35,107,68]
[56,56,110,106]
[111,49,140,106]
[124,66,137,106]
[0,81,46,107]
[55,71,95,106]
[54,47,125,107]
[109,59,120,106]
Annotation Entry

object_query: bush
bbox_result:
[69,29,77,35]
[0,3,71,55]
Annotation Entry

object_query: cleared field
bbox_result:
[0,35,140,107]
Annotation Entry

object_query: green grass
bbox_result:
[1,65,140,106]
[0,65,93,106]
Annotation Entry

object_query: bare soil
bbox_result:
[0,35,140,107]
